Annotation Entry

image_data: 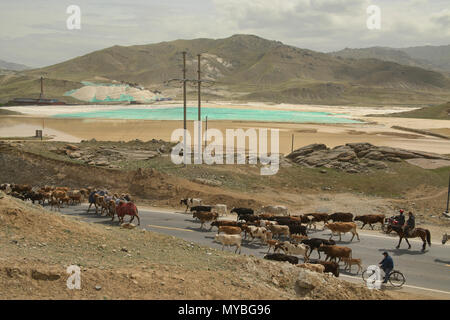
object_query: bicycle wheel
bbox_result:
[361,269,372,283]
[389,271,405,287]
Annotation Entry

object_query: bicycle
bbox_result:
[362,267,406,288]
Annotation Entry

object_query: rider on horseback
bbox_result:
[403,211,415,237]
[396,209,405,226]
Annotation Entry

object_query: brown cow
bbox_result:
[309,260,340,277]
[318,245,352,262]
[51,190,67,205]
[193,211,219,230]
[324,222,360,241]
[354,214,385,230]
[217,226,242,235]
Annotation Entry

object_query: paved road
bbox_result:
[59,204,450,296]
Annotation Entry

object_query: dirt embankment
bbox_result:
[0,142,262,209]
[0,191,391,300]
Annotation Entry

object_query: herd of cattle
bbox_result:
[0,185,393,278]
[180,198,388,277]
[0,183,139,225]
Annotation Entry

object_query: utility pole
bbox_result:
[197,54,201,121]
[182,52,187,166]
[445,174,450,215]
[165,52,214,166]
[182,51,187,131]
[39,76,44,100]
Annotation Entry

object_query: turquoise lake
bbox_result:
[53,106,361,124]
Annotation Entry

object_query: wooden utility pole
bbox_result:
[445,174,450,214]
[197,54,201,121]
[39,76,44,99]
[182,51,187,131]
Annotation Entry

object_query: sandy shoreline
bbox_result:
[1,102,449,154]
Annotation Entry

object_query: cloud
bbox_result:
[0,0,448,67]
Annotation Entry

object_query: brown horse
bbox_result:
[387,225,431,251]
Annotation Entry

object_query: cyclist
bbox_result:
[379,251,394,284]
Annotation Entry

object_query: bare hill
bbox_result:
[2,34,446,105]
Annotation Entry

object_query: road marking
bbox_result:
[147,224,194,232]
[340,274,450,295]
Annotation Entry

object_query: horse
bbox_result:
[386,225,431,252]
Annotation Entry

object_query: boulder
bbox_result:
[287,144,328,160]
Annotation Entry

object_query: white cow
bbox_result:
[276,241,309,261]
[214,234,242,254]
[214,204,227,216]
[247,226,267,243]
[259,205,289,216]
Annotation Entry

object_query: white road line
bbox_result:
[340,274,450,296]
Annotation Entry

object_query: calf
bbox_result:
[318,245,352,263]
[297,263,325,273]
[217,226,242,235]
[341,257,363,274]
[264,253,298,265]
[309,260,339,277]
[291,234,308,243]
[354,214,385,230]
[324,222,360,241]
[214,234,242,254]
[328,212,354,223]
[264,232,280,253]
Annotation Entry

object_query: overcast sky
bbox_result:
[0,0,449,68]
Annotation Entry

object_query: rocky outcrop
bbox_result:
[286,142,450,172]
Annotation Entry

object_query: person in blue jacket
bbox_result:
[379,252,394,284]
